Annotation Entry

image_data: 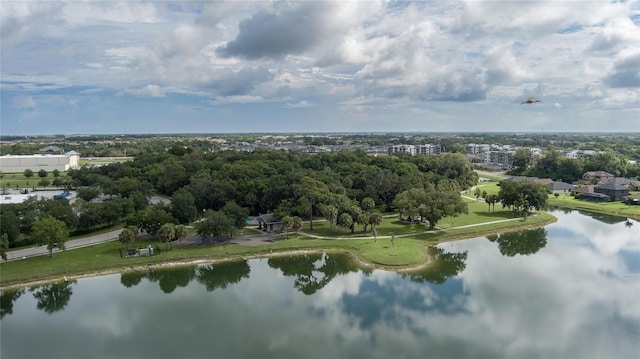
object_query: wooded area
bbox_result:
[0,149,477,250]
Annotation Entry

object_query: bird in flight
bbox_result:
[521,97,542,104]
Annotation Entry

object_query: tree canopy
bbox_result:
[498,180,548,216]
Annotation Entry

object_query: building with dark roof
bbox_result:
[257,213,282,232]
[594,183,630,201]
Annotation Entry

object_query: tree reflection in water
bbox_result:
[31,281,74,314]
[120,271,146,288]
[196,260,250,292]
[147,266,196,294]
[268,253,365,295]
[401,247,468,284]
[1,288,25,319]
[487,227,548,257]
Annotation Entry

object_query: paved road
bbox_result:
[4,194,170,262]
[4,229,123,262]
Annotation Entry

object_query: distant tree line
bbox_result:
[3,133,640,159]
[509,149,639,182]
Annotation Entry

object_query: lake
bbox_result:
[1,209,639,359]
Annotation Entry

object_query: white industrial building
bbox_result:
[0,151,80,173]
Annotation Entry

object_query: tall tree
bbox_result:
[294,176,329,231]
[170,188,198,224]
[291,216,303,237]
[338,213,353,233]
[394,186,468,230]
[197,210,235,241]
[498,180,548,216]
[485,194,499,212]
[118,226,138,250]
[281,216,294,239]
[174,224,189,245]
[368,211,383,234]
[31,217,69,258]
[158,223,176,252]
[221,200,250,229]
[319,204,338,231]
[509,148,533,175]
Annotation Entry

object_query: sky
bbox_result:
[1,1,639,135]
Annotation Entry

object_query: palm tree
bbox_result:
[158,223,176,252]
[369,211,383,234]
[118,226,138,250]
[291,216,303,238]
[174,224,189,245]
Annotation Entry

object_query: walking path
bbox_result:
[297,216,525,241]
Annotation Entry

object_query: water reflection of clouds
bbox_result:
[2,212,638,359]
[548,211,640,254]
[443,215,640,358]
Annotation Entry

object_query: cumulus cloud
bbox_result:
[216,2,338,59]
[483,45,527,85]
[200,66,274,96]
[604,50,640,88]
[589,17,640,54]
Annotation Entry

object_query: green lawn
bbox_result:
[79,157,132,166]
[547,193,640,220]
[0,172,69,190]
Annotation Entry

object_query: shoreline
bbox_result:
[0,213,557,291]
[546,200,640,220]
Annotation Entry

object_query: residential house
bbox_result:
[547,181,575,194]
[603,177,640,191]
[594,183,630,201]
[582,171,615,184]
[570,185,594,196]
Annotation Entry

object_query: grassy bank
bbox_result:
[473,180,640,220]
[0,211,556,288]
[547,193,640,220]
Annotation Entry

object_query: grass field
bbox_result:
[0,172,69,190]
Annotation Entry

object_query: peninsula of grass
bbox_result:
[0,208,557,288]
